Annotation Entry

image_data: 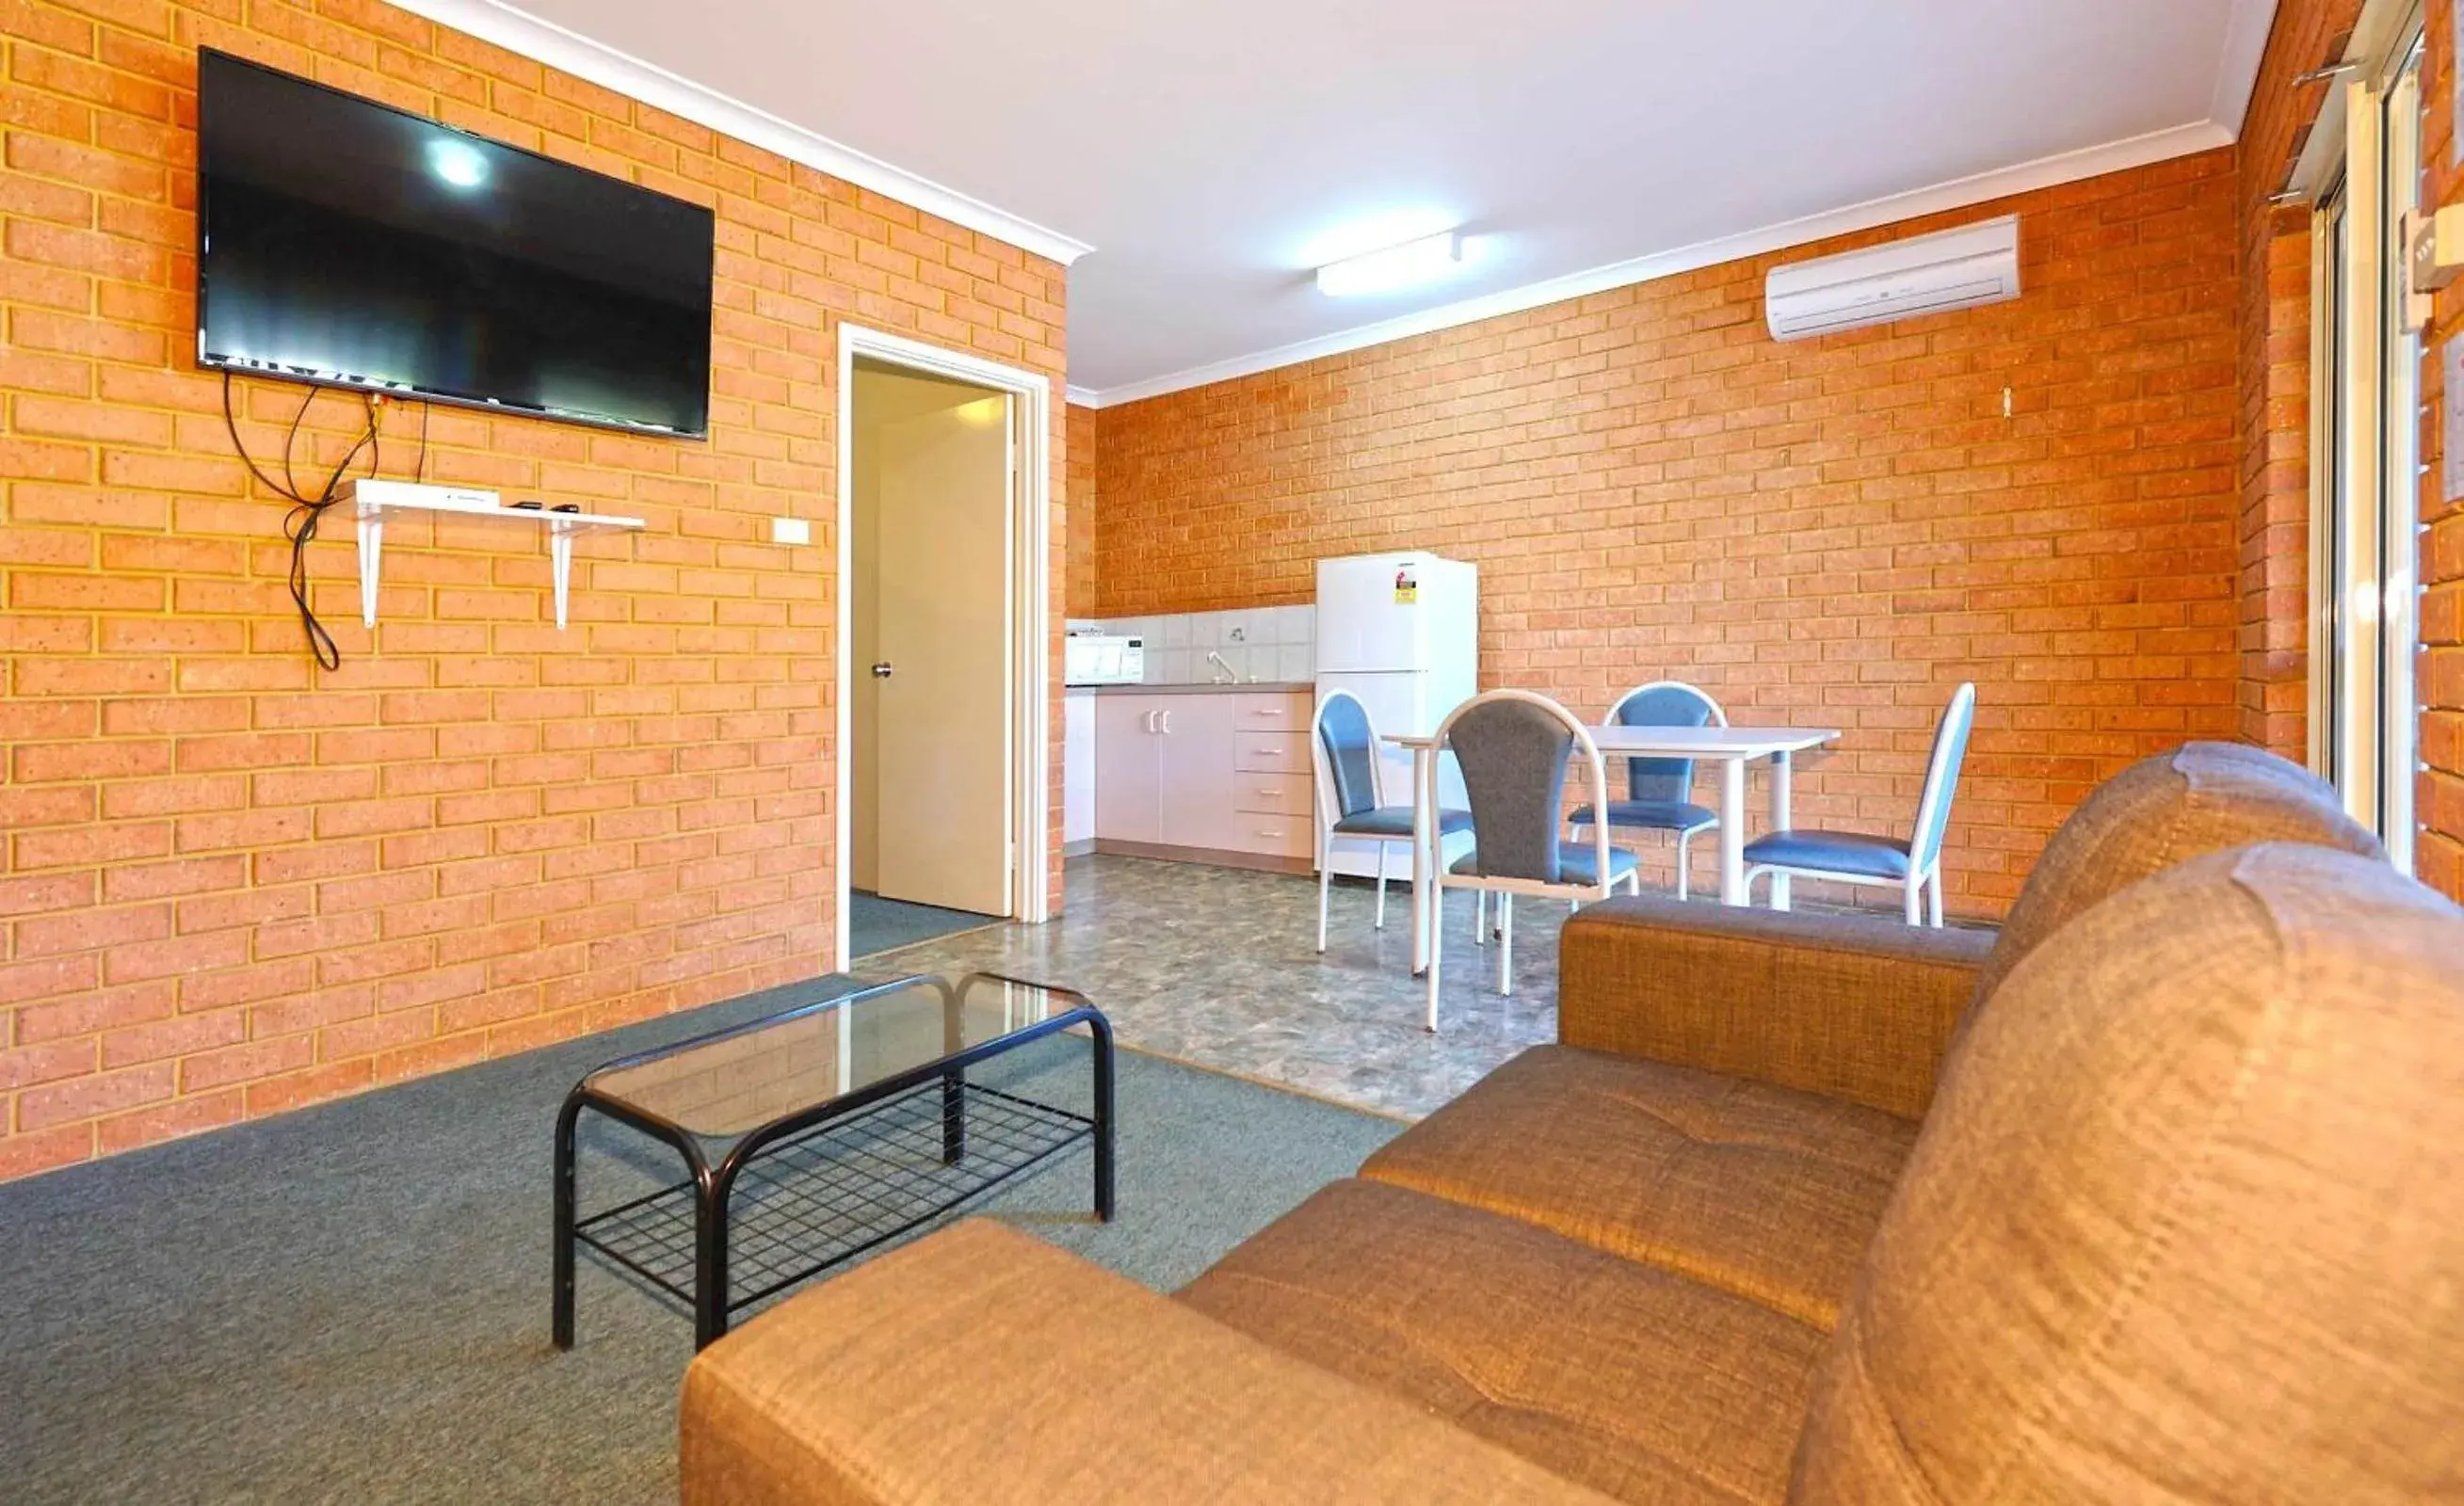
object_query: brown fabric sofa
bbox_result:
[679,744,2463,1505]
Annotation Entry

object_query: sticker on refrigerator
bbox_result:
[1393,568,1417,604]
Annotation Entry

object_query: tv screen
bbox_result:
[196,49,716,439]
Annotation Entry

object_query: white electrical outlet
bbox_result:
[771,517,811,546]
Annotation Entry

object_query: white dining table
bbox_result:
[1384,724,1841,974]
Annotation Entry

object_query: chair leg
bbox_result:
[1770,858,1792,913]
[1498,893,1514,996]
[1425,888,1443,1033]
[1373,841,1388,930]
[1676,828,1692,902]
[1473,888,1486,947]
[1315,838,1332,953]
[1927,868,1943,927]
[1903,877,1922,926]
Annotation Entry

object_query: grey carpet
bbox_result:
[0,972,1400,1504]
[848,889,1002,958]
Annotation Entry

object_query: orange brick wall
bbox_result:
[1066,402,1099,613]
[1087,152,2244,918]
[2421,0,2464,898]
[2235,0,2365,761]
[0,0,1070,1178]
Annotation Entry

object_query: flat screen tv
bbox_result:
[196,49,716,439]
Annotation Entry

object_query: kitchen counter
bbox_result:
[1072,681,1315,697]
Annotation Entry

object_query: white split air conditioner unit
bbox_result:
[1764,215,2021,341]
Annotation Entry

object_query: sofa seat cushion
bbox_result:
[1361,1045,1917,1329]
[1178,1178,1826,1506]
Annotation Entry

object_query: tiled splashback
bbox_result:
[1068,604,1315,684]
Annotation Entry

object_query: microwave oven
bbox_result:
[1065,633,1145,686]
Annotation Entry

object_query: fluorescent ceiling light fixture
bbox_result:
[427,139,490,189]
[1315,231,1462,296]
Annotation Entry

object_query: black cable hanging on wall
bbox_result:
[221,372,429,671]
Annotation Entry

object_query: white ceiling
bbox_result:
[412,1,2279,403]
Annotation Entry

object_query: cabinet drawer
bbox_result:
[1227,816,1314,859]
[1234,773,1313,817]
[1234,730,1309,774]
[1233,694,1311,729]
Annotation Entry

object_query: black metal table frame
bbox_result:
[553,970,1114,1349]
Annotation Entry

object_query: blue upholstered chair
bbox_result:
[1567,681,1726,901]
[1742,682,1976,925]
[1424,690,1639,1030]
[1311,690,1471,953]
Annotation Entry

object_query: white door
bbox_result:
[1314,553,1430,672]
[873,396,1013,915]
[1093,693,1161,843]
[1156,693,1241,850]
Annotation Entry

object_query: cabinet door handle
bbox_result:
[1160,710,1173,734]
[1143,710,1157,733]
[1249,707,1285,717]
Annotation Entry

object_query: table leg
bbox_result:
[940,981,966,1164]
[552,1093,583,1350]
[1718,757,1747,905]
[1767,749,1793,912]
[694,1173,732,1350]
[1090,1014,1116,1222]
[1409,745,1433,976]
[940,1069,966,1164]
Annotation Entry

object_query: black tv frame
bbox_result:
[193,47,717,441]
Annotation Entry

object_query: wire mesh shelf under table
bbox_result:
[572,1081,1093,1315]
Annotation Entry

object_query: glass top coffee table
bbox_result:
[552,970,1113,1349]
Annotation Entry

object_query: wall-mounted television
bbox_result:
[196,49,716,439]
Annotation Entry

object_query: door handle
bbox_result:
[871,662,894,679]
[1144,710,1157,733]
[1159,710,1173,734]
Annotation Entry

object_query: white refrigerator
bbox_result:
[1314,552,1478,879]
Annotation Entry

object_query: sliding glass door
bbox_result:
[2311,21,2424,871]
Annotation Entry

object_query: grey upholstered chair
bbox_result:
[1742,681,1976,925]
[1311,690,1471,953]
[1424,690,1639,1030]
[1567,681,1726,901]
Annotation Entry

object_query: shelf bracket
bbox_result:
[550,524,574,631]
[356,509,384,629]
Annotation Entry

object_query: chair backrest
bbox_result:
[1794,844,2464,1503]
[1435,690,1605,885]
[1608,681,1726,804]
[1968,741,2383,1005]
[1904,682,1976,877]
[1313,690,1381,822]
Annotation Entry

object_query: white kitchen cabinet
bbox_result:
[1154,692,1242,851]
[1063,688,1097,850]
[1092,690,1314,872]
[1093,693,1163,844]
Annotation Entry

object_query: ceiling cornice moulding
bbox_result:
[386,0,1096,266]
[1077,119,2232,409]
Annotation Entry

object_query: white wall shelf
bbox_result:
[352,492,645,631]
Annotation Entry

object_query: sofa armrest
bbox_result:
[1556,897,1993,1120]
[682,1219,1612,1506]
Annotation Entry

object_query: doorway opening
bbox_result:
[835,328,1054,967]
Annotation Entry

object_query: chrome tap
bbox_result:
[1206,649,1238,684]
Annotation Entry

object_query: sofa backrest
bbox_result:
[1791,844,2464,1504]
[1971,742,2381,1005]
